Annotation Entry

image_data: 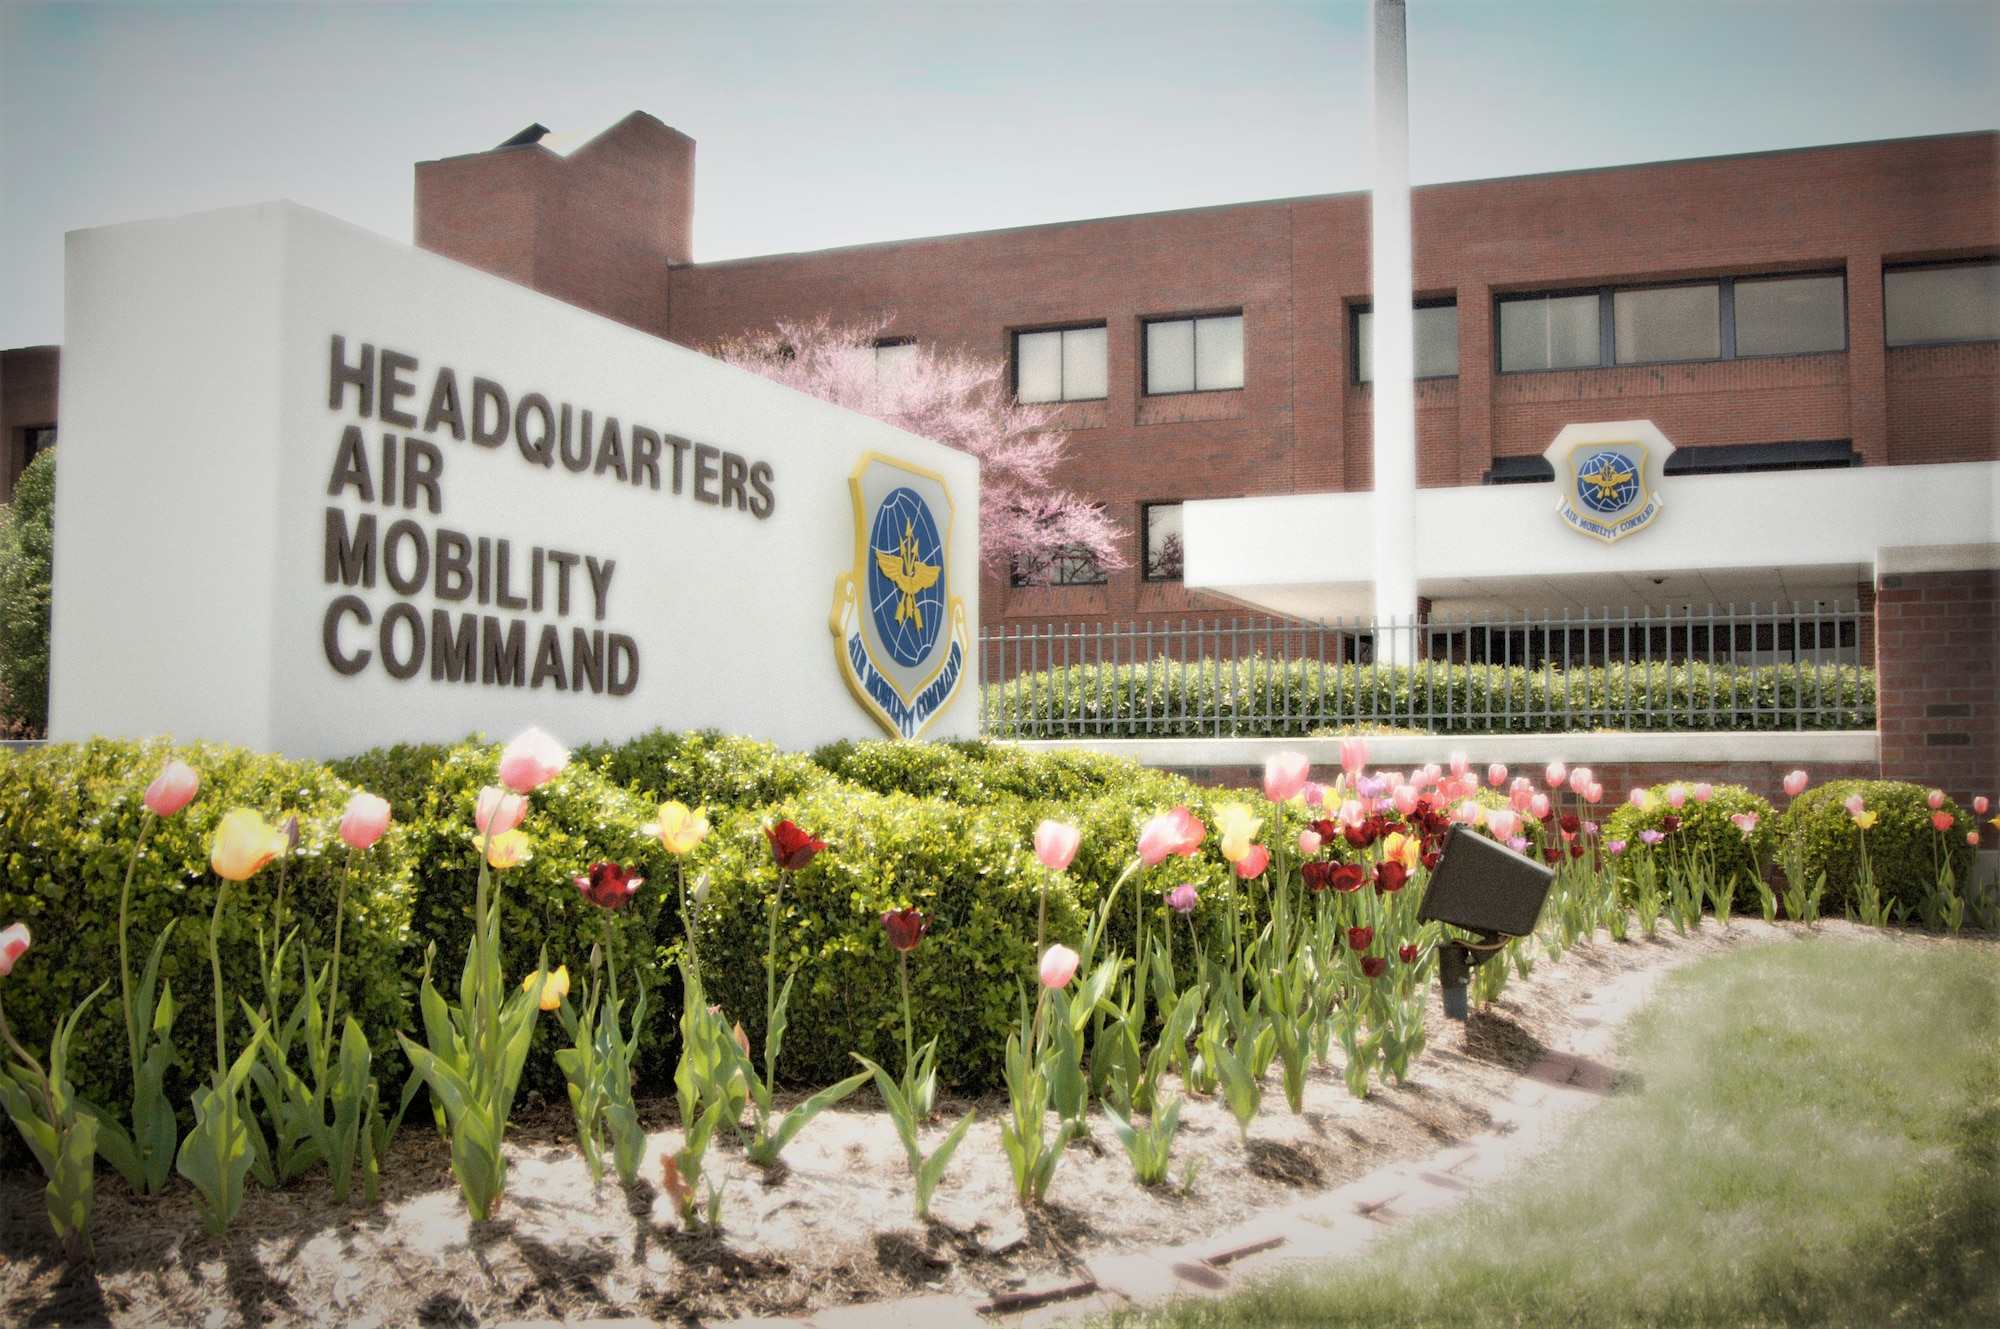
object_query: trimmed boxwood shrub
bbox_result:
[0,737,414,1132]
[688,783,1089,1094]
[1602,784,1777,908]
[392,740,683,1096]
[1775,780,1977,918]
[326,741,457,824]
[812,737,1177,809]
[579,727,832,813]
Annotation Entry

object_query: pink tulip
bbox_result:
[1165,883,1200,914]
[1545,761,1566,788]
[1508,836,1529,852]
[1381,772,1405,792]
[1730,812,1760,839]
[1264,752,1312,803]
[1529,793,1551,820]
[1136,816,1181,867]
[1421,764,1442,786]
[1971,831,1981,846]
[1975,796,1990,815]
[1298,830,1322,856]
[1629,788,1650,809]
[1692,783,1714,804]
[1340,736,1369,777]
[1582,820,1599,836]
[1568,769,1589,795]
[339,792,392,850]
[1665,784,1689,809]
[1391,784,1420,817]
[1303,781,1327,808]
[475,785,528,837]
[1487,763,1507,787]
[498,727,568,794]
[1454,800,1483,825]
[1338,799,1364,827]
[1039,944,1080,990]
[1235,844,1270,878]
[0,922,27,977]
[1450,752,1469,778]
[1931,811,1955,832]
[143,760,200,818]
[1584,782,1603,804]
[1034,820,1080,872]
[1485,809,1519,841]
[1927,789,1946,810]
[1843,793,1867,817]
[1784,770,1809,797]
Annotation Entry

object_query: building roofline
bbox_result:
[685,129,1997,271]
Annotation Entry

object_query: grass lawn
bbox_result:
[1114,934,1999,1328]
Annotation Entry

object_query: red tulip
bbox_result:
[766,820,827,871]
[574,861,645,910]
[0,921,29,976]
[1374,861,1409,893]
[1361,956,1388,979]
[1931,811,1955,832]
[143,760,200,818]
[1234,844,1270,878]
[1974,796,1989,815]
[1398,943,1420,964]
[881,907,929,952]
[1332,863,1367,892]
[1347,926,1374,950]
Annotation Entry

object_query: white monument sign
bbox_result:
[49,202,980,757]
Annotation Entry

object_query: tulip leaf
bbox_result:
[913,1109,977,1219]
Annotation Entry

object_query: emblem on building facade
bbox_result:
[831,453,970,740]
[1544,420,1675,544]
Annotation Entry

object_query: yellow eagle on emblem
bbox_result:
[875,519,940,630]
[1581,457,1635,502]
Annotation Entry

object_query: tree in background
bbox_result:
[710,318,1126,583]
[0,448,55,736]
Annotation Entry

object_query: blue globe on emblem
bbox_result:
[1575,450,1641,516]
[867,487,946,668]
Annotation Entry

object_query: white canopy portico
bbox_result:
[1182,458,2000,621]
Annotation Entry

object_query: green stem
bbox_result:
[210,877,233,1079]
[474,820,495,1078]
[119,812,156,1088]
[898,950,915,1096]
[766,869,786,1087]
[603,907,620,1045]
[326,846,353,1048]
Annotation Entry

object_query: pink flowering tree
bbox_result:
[709,317,1127,581]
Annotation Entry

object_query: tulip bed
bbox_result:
[0,728,1991,1264]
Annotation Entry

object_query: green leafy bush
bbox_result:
[325,741,457,824]
[812,737,1172,809]
[1775,781,1977,918]
[0,447,56,734]
[391,741,682,1095]
[1603,784,1777,908]
[0,737,414,1136]
[688,783,1093,1094]
[983,655,1875,738]
[579,727,832,812]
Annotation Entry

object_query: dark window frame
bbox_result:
[1141,501,1184,582]
[1495,269,1849,374]
[1351,297,1461,384]
[1011,322,1109,404]
[1141,309,1246,397]
[1010,546,1109,588]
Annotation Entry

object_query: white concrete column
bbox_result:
[1371,0,1419,663]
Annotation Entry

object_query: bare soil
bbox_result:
[1,920,1815,1328]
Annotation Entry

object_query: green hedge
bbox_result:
[1775,781,1977,918]
[578,727,832,812]
[0,737,414,1128]
[982,657,1875,738]
[1603,784,1778,908]
[811,736,1177,809]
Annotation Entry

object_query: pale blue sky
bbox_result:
[2,0,1994,348]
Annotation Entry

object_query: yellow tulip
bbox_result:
[1214,803,1264,864]
[209,808,288,881]
[486,828,533,869]
[1851,811,1879,831]
[522,964,569,1011]
[1382,831,1422,871]
[652,801,710,854]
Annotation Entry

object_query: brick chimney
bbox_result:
[415,112,694,339]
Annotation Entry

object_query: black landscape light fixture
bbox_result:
[1417,824,1555,1020]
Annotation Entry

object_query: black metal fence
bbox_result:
[978,603,1874,737]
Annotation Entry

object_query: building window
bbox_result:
[1010,547,1108,587]
[1664,439,1857,475]
[1483,456,1555,485]
[873,339,919,380]
[20,425,55,465]
[1354,302,1459,382]
[1614,284,1720,364]
[1498,293,1602,371]
[1733,275,1846,356]
[1144,313,1243,394]
[1884,260,2000,347]
[1499,272,1850,372]
[1142,503,1184,581]
[1014,325,1107,403]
